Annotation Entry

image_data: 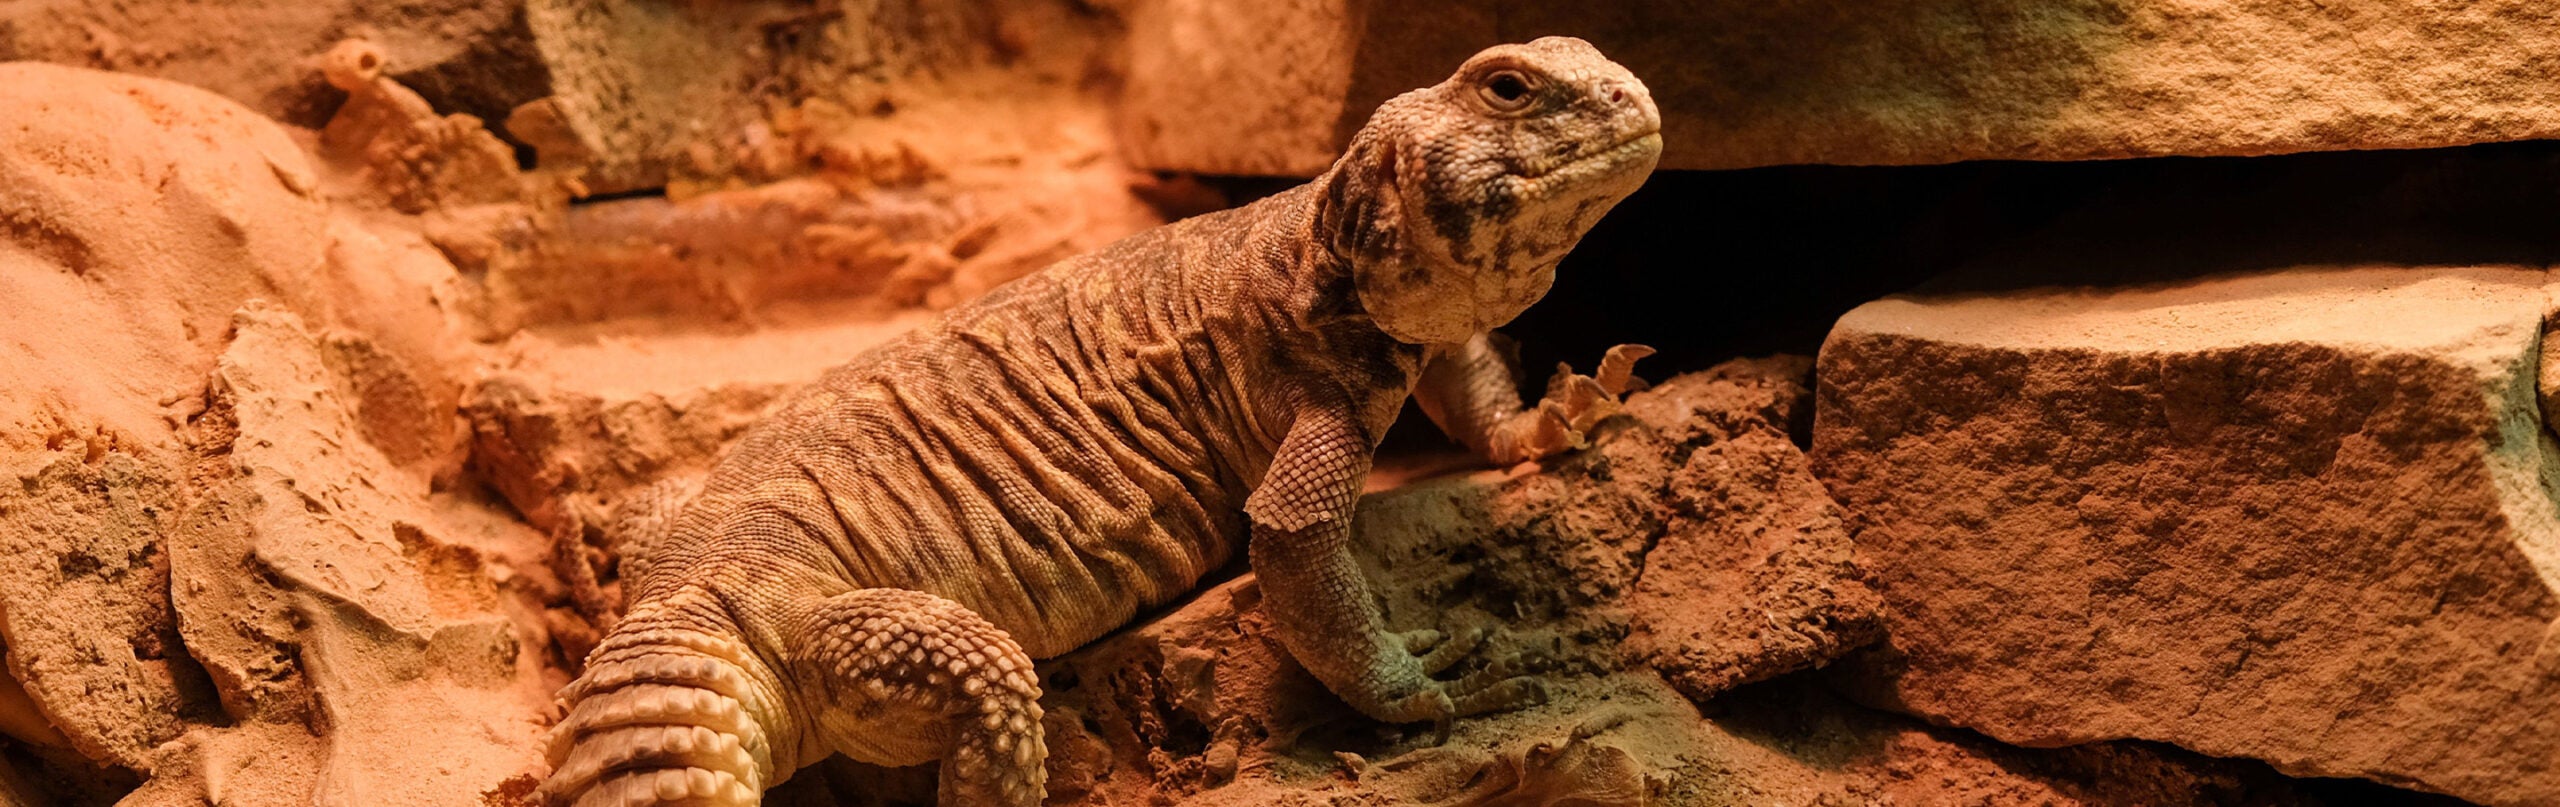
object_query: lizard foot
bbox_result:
[1539,343,1654,436]
[787,587,1046,807]
[1373,626,1551,743]
[1487,344,1655,463]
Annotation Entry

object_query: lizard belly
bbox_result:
[886,503,1234,659]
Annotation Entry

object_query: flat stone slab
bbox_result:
[1114,1,2560,175]
[1812,265,2560,806]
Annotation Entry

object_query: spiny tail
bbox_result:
[540,593,783,807]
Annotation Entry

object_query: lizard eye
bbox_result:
[1478,69,1536,112]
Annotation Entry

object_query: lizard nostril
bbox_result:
[1608,86,1626,106]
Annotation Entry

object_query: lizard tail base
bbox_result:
[541,593,782,807]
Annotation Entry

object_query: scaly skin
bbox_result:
[540,37,1662,806]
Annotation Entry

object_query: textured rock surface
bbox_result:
[0,64,561,806]
[1,1,1140,195]
[182,304,555,807]
[1114,0,2560,175]
[0,62,327,772]
[1619,363,1886,703]
[0,1,540,129]
[512,0,1146,197]
[1814,265,2560,806]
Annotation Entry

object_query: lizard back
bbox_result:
[639,185,1404,659]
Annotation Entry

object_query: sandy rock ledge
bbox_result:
[0,63,563,806]
[1814,265,2560,806]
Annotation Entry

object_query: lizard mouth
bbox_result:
[1517,130,1664,180]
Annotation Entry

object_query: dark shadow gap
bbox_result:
[1197,139,2560,460]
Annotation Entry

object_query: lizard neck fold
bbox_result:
[1227,178,1436,442]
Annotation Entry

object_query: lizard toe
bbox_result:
[1450,673,1547,718]
[1415,625,1487,675]
[1398,627,1448,656]
[1592,343,1655,396]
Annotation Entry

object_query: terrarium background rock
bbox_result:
[0,63,564,805]
[1813,265,2560,806]
[0,62,330,773]
[2,0,1134,195]
[1113,0,2560,176]
[0,0,541,128]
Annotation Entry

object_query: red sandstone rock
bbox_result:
[0,64,561,805]
[1602,357,1889,704]
[1114,0,2560,176]
[1624,427,1886,703]
[1814,264,2560,806]
[0,62,329,773]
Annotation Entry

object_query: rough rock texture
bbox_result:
[1113,0,2560,175]
[0,0,541,129]
[314,37,530,217]
[520,0,1142,197]
[175,303,557,807]
[0,61,328,773]
[336,3,1167,331]
[1814,265,2560,806]
[1619,365,1886,703]
[461,317,911,519]
[2,1,1142,195]
[0,64,564,806]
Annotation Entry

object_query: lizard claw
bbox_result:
[1593,344,1654,396]
[1534,344,1656,444]
[1548,373,1614,435]
[1481,345,1656,464]
[1373,623,1546,744]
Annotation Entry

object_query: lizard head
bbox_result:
[1319,36,1662,346]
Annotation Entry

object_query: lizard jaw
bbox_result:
[1515,131,1664,181]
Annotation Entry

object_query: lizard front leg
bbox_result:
[1414,332,1653,465]
[1247,406,1544,727]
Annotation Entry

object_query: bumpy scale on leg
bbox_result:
[785,588,1047,807]
[541,587,786,807]
[1249,406,1550,739]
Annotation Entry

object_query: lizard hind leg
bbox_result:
[786,587,1047,807]
[540,588,785,807]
